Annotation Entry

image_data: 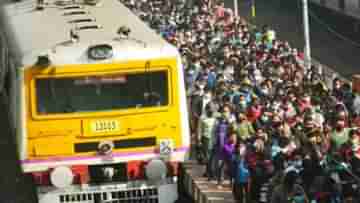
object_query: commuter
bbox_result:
[339,130,359,203]
[246,97,263,123]
[198,107,217,177]
[120,0,360,201]
[191,85,206,161]
[341,83,355,116]
[247,133,271,201]
[214,1,225,20]
[201,88,214,116]
[330,118,351,154]
[348,129,360,177]
[216,131,236,188]
[211,109,230,182]
[340,129,360,163]
[190,85,204,135]
[301,129,324,192]
[232,142,251,203]
[352,95,360,117]
[270,170,309,203]
[233,113,255,143]
[332,78,343,100]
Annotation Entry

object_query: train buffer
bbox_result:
[180,160,235,203]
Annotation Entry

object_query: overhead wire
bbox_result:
[307,5,360,48]
[294,0,360,48]
[293,0,351,81]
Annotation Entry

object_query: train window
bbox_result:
[35,70,169,114]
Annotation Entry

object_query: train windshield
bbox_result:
[35,71,169,114]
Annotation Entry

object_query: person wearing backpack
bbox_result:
[232,141,251,203]
[216,131,236,188]
[212,106,231,183]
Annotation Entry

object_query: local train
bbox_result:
[0,0,190,202]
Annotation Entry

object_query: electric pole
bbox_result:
[234,0,238,17]
[302,0,311,70]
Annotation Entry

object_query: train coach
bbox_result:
[0,0,190,202]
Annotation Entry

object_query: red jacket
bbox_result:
[245,150,266,170]
[247,105,262,123]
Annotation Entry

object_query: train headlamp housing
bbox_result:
[145,159,167,182]
[97,141,114,155]
[50,166,74,188]
[87,44,113,60]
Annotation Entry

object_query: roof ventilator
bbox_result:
[36,0,45,10]
[68,18,96,24]
[63,5,83,10]
[117,26,131,39]
[84,0,102,5]
[35,55,51,68]
[63,10,89,16]
[75,25,102,31]
[54,0,77,6]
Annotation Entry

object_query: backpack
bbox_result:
[234,158,250,184]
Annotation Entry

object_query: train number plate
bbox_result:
[91,120,119,133]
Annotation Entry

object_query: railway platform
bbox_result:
[179,160,235,203]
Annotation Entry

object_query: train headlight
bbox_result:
[159,139,174,156]
[145,159,167,182]
[97,141,114,155]
[50,166,74,188]
[87,44,113,60]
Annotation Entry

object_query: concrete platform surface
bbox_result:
[180,161,235,203]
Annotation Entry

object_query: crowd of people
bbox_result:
[121,0,360,202]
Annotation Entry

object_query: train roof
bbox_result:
[0,0,177,67]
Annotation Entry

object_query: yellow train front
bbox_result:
[0,0,190,202]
